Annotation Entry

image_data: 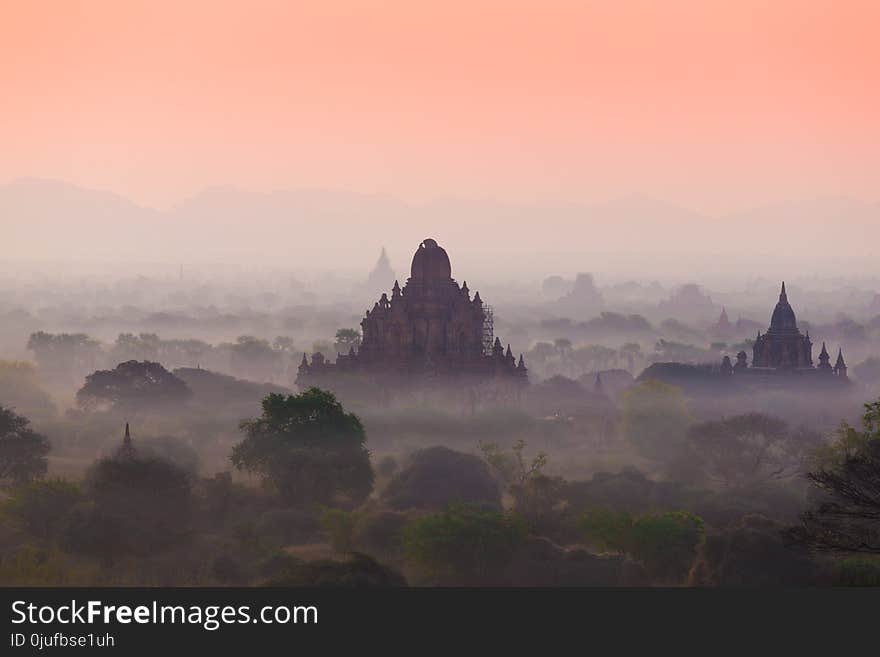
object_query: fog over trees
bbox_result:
[1,223,880,587]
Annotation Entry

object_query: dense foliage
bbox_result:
[76,360,192,410]
[402,503,529,584]
[0,405,51,484]
[232,388,373,506]
[382,446,500,511]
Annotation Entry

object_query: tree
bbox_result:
[229,336,282,381]
[382,446,500,511]
[807,399,880,473]
[62,451,193,565]
[853,358,880,386]
[402,503,528,584]
[26,331,101,383]
[0,406,50,484]
[628,511,704,582]
[0,360,56,420]
[319,507,356,552]
[686,413,817,488]
[231,388,373,507]
[525,375,590,415]
[785,399,880,554]
[619,342,643,373]
[264,552,406,587]
[479,440,560,526]
[76,360,192,411]
[621,380,692,462]
[4,479,81,540]
[579,508,636,554]
[334,328,362,354]
[110,332,161,363]
[479,439,547,488]
[580,508,704,583]
[689,515,823,586]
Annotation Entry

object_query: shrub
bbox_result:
[264,552,406,587]
[833,557,880,586]
[383,446,500,511]
[319,507,356,552]
[580,508,705,583]
[402,503,528,584]
[232,389,373,507]
[4,479,81,540]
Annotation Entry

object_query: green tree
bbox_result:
[4,479,81,540]
[629,511,704,582]
[579,508,636,554]
[479,439,547,488]
[0,406,50,484]
[231,388,373,507]
[580,508,704,582]
[622,380,693,461]
[785,400,880,555]
[807,399,880,472]
[319,507,357,552]
[402,503,528,584]
[479,440,560,526]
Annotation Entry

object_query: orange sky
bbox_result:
[1,0,878,212]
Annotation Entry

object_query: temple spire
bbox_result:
[118,421,136,459]
[835,348,848,379]
[780,281,787,301]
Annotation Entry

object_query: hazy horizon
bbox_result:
[3,1,879,279]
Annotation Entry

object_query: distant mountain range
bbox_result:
[2,178,877,278]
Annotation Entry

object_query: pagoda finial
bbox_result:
[124,422,131,445]
[780,281,787,301]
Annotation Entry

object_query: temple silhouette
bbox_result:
[716,282,848,381]
[643,282,849,390]
[297,238,527,389]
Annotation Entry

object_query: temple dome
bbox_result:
[410,238,452,280]
[770,282,798,331]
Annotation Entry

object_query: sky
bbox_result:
[2,0,879,214]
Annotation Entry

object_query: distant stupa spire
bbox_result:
[367,246,395,290]
[118,421,136,459]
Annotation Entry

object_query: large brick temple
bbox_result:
[297,238,527,388]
